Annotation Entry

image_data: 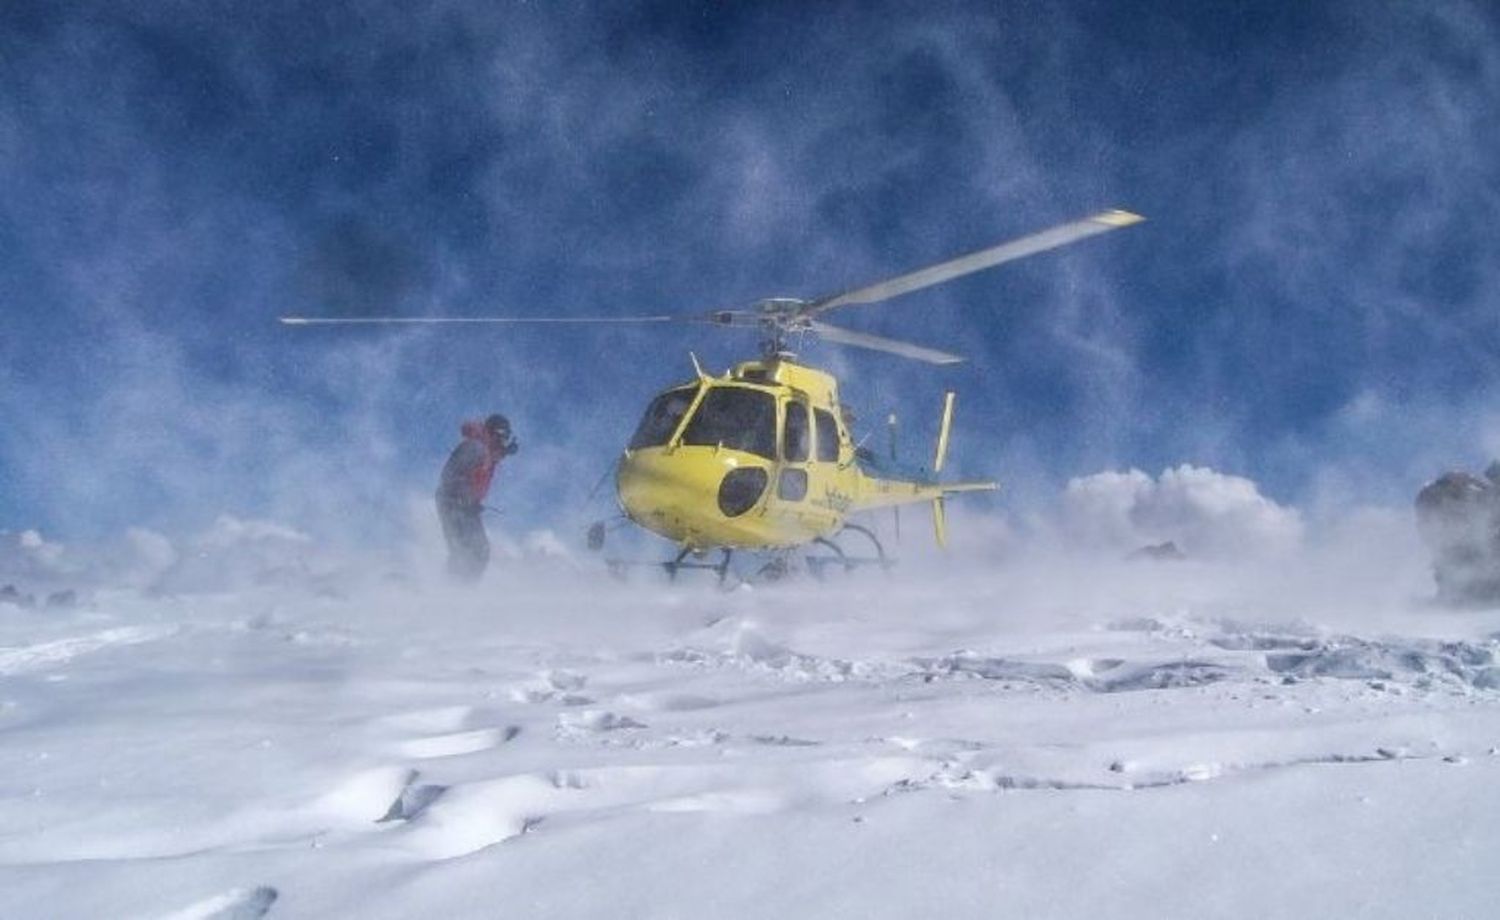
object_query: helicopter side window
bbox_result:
[680,386,777,460]
[814,408,840,462]
[783,401,811,463]
[629,386,698,450]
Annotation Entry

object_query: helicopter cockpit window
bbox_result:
[783,401,811,463]
[680,386,777,460]
[814,408,840,462]
[629,386,698,450]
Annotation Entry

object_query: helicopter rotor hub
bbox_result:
[745,298,813,356]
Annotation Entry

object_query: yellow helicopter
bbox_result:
[282,209,1142,579]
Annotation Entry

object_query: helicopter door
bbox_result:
[777,398,811,502]
[813,408,842,463]
[791,406,846,534]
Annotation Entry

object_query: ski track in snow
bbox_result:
[0,624,177,675]
[156,886,279,920]
[2,576,1500,918]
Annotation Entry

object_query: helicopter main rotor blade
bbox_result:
[809,320,965,365]
[808,209,1144,315]
[279,315,685,326]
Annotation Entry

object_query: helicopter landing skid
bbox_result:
[604,547,735,586]
[803,523,894,578]
[664,546,734,584]
[597,524,892,585]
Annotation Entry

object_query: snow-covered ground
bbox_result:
[3,522,1499,920]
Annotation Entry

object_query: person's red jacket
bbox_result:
[437,421,504,507]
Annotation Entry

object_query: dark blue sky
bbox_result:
[3,1,1498,540]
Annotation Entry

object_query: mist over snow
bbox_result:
[0,530,69,585]
[4,2,1500,918]
[1059,465,1303,560]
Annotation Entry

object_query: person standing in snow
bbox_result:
[436,414,519,581]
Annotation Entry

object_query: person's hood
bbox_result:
[460,420,486,440]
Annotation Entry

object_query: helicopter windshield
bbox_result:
[679,386,777,460]
[629,385,698,450]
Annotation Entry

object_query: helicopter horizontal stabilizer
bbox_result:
[932,482,996,549]
[940,481,999,494]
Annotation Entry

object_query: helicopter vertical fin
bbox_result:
[933,391,956,473]
[932,392,957,549]
[932,496,948,549]
[930,390,966,549]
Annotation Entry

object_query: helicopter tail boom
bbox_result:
[852,386,996,546]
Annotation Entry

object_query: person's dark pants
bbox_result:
[437,500,489,581]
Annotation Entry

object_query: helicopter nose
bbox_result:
[616,449,768,543]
